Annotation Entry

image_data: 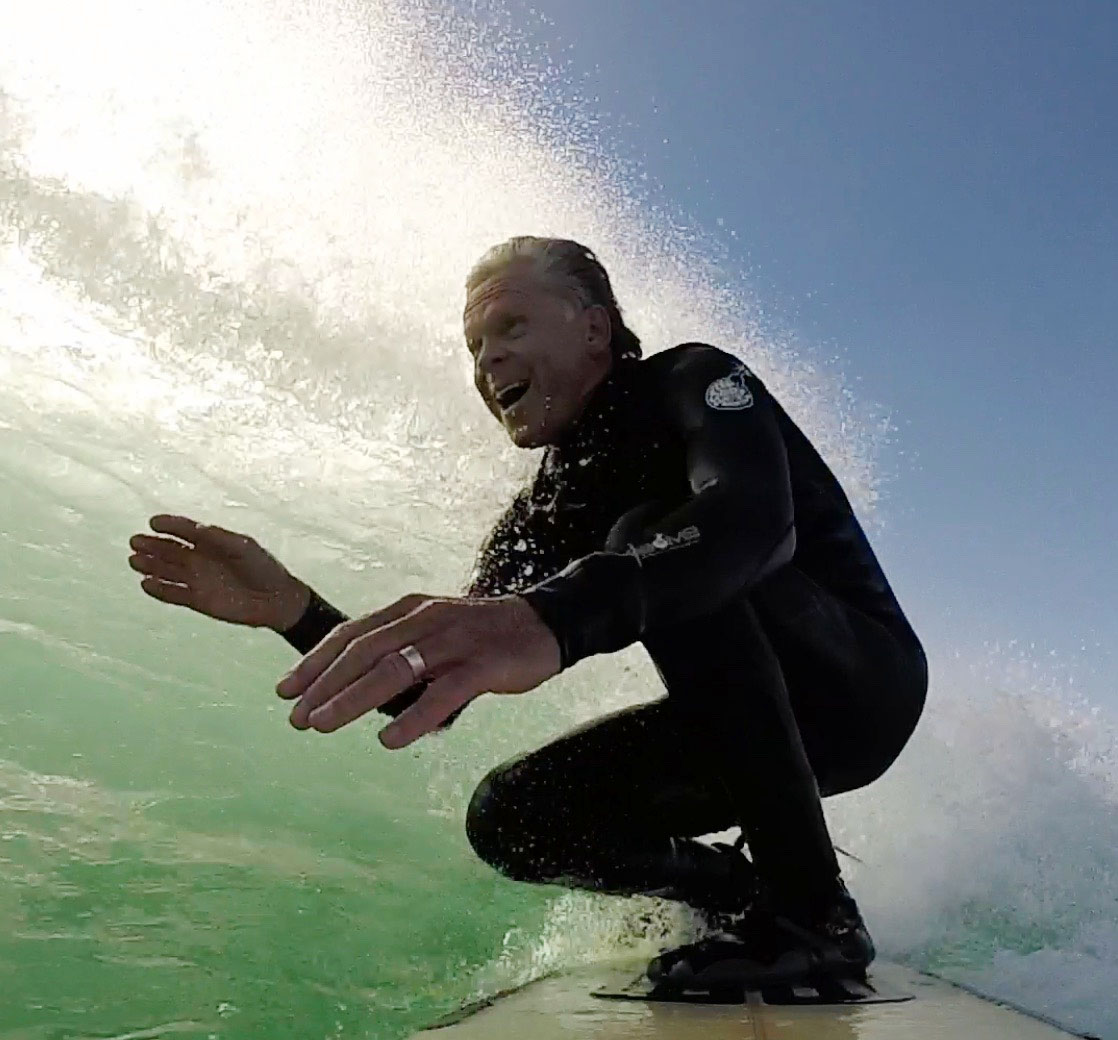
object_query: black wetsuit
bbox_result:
[280,343,928,916]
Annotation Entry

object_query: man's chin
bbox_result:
[505,418,550,448]
[508,428,545,448]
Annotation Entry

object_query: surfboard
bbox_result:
[409,956,1099,1038]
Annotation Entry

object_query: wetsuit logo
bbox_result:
[704,365,754,411]
[627,526,701,561]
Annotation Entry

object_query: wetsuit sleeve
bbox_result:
[278,587,458,727]
[519,343,796,670]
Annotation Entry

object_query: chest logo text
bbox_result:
[627,526,702,562]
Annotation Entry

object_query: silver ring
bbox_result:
[397,644,428,682]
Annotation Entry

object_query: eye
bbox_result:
[466,317,525,354]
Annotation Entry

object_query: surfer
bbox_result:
[128,236,927,992]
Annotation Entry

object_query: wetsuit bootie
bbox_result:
[646,879,874,992]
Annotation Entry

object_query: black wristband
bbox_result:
[279,587,348,655]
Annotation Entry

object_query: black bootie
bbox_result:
[646,877,874,991]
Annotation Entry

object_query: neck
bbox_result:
[553,355,637,453]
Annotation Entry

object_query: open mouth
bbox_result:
[495,380,531,412]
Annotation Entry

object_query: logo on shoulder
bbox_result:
[704,364,754,410]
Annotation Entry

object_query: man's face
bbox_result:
[463,263,613,448]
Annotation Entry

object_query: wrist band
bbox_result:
[279,588,347,655]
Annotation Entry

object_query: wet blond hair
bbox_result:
[465,236,643,360]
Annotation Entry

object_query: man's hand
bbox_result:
[275,594,561,748]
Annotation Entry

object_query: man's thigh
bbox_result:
[753,566,927,794]
[475,697,739,844]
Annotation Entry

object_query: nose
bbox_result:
[475,337,511,384]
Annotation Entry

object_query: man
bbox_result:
[262,236,927,989]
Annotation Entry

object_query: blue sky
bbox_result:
[463,0,1117,708]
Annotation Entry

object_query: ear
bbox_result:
[585,303,612,354]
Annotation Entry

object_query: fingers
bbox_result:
[378,668,481,749]
[296,649,420,731]
[128,542,190,577]
[130,521,195,608]
[130,516,251,583]
[148,515,247,552]
[137,577,195,608]
[276,594,436,698]
[287,615,460,728]
[147,514,203,544]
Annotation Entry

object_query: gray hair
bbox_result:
[465,236,643,360]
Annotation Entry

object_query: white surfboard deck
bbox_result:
[410,957,1097,1039]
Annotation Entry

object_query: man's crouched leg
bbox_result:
[465,760,758,913]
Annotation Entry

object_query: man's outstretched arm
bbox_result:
[520,342,796,671]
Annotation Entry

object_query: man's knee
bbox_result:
[465,770,502,865]
[465,766,533,877]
